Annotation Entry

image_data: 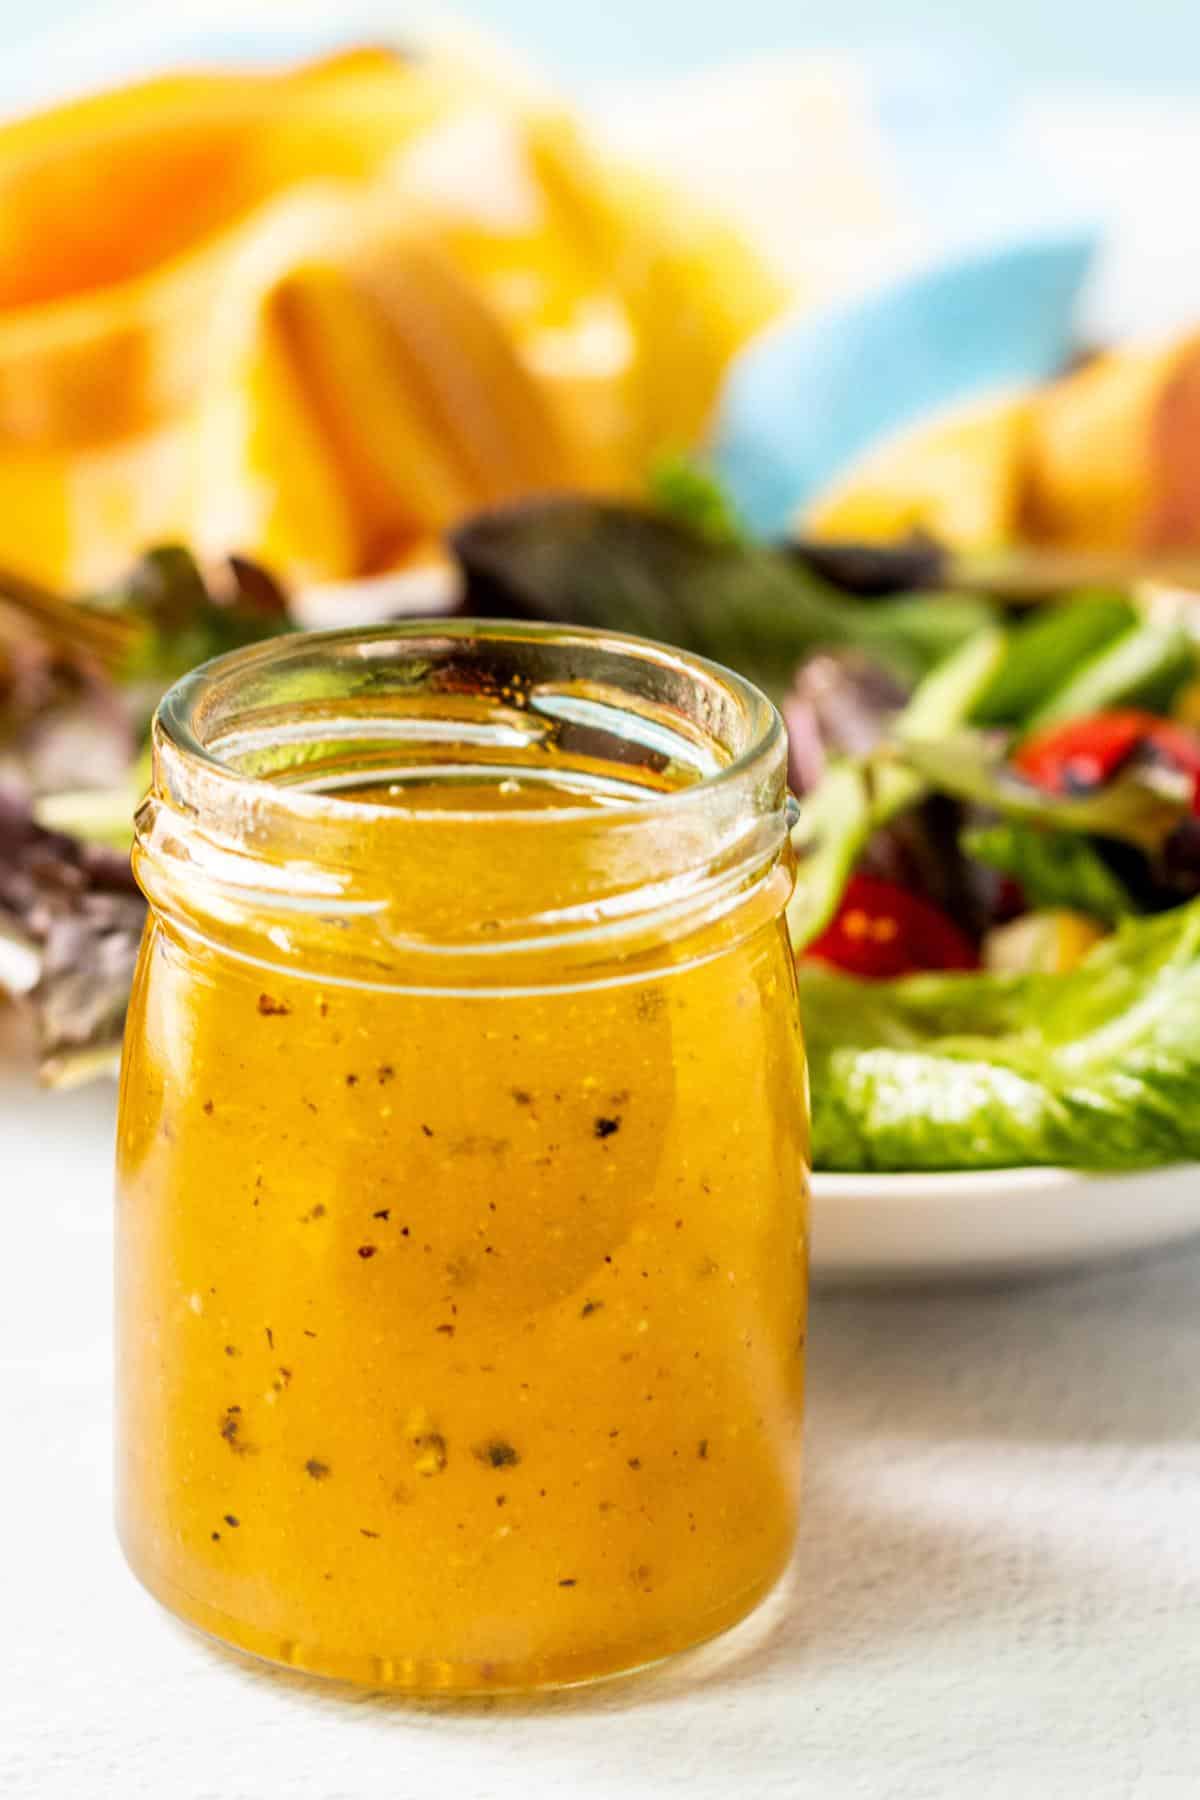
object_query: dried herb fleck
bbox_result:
[473,1439,520,1469]
[372,1208,390,1221]
[580,1300,604,1318]
[223,1514,240,1528]
[377,1065,394,1085]
[698,1439,709,1460]
[360,1528,381,1540]
[219,1407,252,1455]
[304,1458,331,1481]
[558,1578,577,1588]
[257,994,290,1017]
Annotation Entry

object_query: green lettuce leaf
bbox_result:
[799,898,1200,1170]
[970,592,1136,727]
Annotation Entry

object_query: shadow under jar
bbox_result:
[115,621,810,1693]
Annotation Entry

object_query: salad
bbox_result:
[451,478,1200,1174]
[6,473,1200,1182]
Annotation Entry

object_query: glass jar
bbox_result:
[115,621,809,1693]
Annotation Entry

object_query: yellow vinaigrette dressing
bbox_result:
[116,624,809,1691]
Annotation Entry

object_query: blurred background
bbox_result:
[6,0,1200,87]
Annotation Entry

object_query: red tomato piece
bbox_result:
[804,874,979,979]
[1015,709,1200,806]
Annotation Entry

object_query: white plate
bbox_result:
[811,1163,1200,1282]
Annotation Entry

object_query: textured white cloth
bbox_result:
[4,1065,1198,1799]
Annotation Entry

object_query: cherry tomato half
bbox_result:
[1015,709,1200,809]
[804,873,979,980]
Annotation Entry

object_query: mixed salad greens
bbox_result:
[5,476,1200,1175]
[456,476,1200,1172]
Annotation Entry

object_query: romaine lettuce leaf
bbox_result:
[799,898,1200,1170]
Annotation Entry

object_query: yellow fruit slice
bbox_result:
[803,393,1033,549]
[194,278,362,588]
[267,232,577,571]
[0,51,455,456]
[1025,336,1200,551]
[0,44,779,588]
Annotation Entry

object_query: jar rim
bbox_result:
[139,619,793,985]
[154,617,785,827]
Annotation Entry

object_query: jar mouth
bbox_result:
[155,619,783,823]
[139,620,792,986]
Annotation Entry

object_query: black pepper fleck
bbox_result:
[257,994,290,1016]
[698,1439,709,1460]
[224,1514,240,1528]
[580,1300,604,1318]
[373,1209,390,1221]
[473,1439,520,1469]
[305,1458,331,1481]
[357,1245,377,1260]
[558,1578,577,1588]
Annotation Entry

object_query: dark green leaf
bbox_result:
[964,821,1139,924]
[451,499,995,696]
[102,546,290,704]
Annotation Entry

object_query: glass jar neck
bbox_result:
[135,621,793,989]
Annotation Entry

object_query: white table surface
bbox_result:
[4,1057,1199,1800]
